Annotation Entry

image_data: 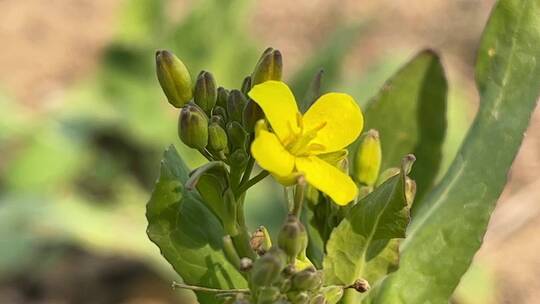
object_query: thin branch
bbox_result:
[172,282,249,294]
[235,170,269,195]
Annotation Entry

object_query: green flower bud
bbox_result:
[208,122,228,152]
[278,215,308,263]
[251,247,286,287]
[217,86,229,108]
[155,50,192,108]
[301,69,324,113]
[212,106,228,124]
[252,48,283,85]
[243,100,264,132]
[230,149,248,171]
[292,267,322,291]
[256,287,280,304]
[354,129,381,187]
[227,89,248,123]
[287,291,309,304]
[241,76,252,95]
[309,294,326,304]
[321,286,343,304]
[227,121,248,151]
[178,103,208,150]
[376,167,400,186]
[358,185,373,200]
[193,70,217,115]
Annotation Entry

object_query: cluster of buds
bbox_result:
[156,49,282,163]
[156,48,372,304]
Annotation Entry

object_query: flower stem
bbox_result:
[235,170,269,195]
[239,156,255,186]
[292,180,306,218]
[172,281,249,294]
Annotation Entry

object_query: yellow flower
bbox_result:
[248,81,364,205]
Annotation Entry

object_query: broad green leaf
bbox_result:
[359,51,447,205]
[146,146,247,303]
[364,1,540,303]
[323,161,410,303]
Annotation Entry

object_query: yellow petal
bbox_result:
[296,156,357,205]
[248,81,300,141]
[251,129,295,177]
[303,93,363,153]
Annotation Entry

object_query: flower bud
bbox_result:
[251,247,286,287]
[252,48,283,85]
[256,287,280,304]
[358,185,373,200]
[291,267,323,291]
[217,86,229,108]
[212,106,228,124]
[227,90,248,123]
[349,279,370,293]
[208,122,228,152]
[354,129,381,187]
[230,149,249,171]
[376,167,400,186]
[287,291,309,304]
[321,286,343,304]
[309,294,326,304]
[193,70,217,115]
[227,121,248,151]
[405,177,416,206]
[241,76,252,95]
[155,50,192,108]
[243,100,265,132]
[178,103,208,150]
[278,215,308,263]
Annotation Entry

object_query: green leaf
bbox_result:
[146,146,247,303]
[323,160,410,303]
[358,50,447,205]
[363,1,540,303]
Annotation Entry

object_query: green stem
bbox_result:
[292,182,305,218]
[172,282,249,294]
[198,148,215,161]
[235,170,269,195]
[239,156,255,186]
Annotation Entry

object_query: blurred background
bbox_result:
[1,0,539,303]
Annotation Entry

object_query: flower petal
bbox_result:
[296,156,357,205]
[251,129,295,177]
[303,93,363,153]
[248,81,300,141]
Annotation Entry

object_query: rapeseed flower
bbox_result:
[248,81,363,205]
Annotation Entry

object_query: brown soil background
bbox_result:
[1,0,539,303]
